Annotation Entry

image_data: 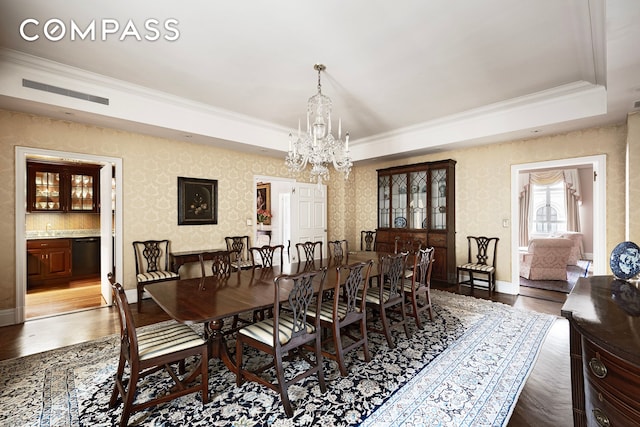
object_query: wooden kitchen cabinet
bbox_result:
[27,161,100,213]
[27,239,72,286]
[376,159,456,283]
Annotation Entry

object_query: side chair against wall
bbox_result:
[361,230,376,251]
[309,260,374,376]
[107,273,209,427]
[362,252,411,349]
[235,268,328,418]
[224,236,254,270]
[132,240,180,312]
[404,247,435,329]
[457,236,499,295]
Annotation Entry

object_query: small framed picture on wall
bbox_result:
[177,176,218,225]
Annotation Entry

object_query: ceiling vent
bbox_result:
[634,100,640,109]
[22,79,109,105]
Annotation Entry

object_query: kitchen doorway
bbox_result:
[15,147,123,324]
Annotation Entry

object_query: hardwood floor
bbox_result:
[0,282,572,426]
[25,277,107,319]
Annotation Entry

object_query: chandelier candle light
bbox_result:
[285,64,353,184]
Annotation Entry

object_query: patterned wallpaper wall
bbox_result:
[0,108,634,312]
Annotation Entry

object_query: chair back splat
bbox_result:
[457,236,499,295]
[328,239,349,264]
[132,239,180,312]
[249,244,284,268]
[295,241,323,264]
[235,268,328,417]
[361,230,376,251]
[107,273,208,427]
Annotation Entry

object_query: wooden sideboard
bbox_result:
[561,276,640,426]
[375,159,456,283]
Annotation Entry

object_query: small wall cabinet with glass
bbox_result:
[376,159,456,283]
[27,161,101,213]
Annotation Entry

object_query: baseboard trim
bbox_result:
[0,308,18,327]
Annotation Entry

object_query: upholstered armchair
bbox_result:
[552,232,584,265]
[519,238,573,280]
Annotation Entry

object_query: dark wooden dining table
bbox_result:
[144,251,382,374]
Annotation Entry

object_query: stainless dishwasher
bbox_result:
[72,237,101,277]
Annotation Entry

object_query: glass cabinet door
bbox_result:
[378,175,390,228]
[409,171,427,229]
[34,170,61,211]
[430,168,447,230]
[391,173,408,228]
[70,173,94,211]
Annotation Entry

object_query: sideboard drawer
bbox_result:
[428,233,446,247]
[583,337,640,412]
[585,380,640,426]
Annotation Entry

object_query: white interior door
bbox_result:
[289,183,327,262]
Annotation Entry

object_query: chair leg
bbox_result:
[333,324,347,377]
[360,318,371,363]
[425,289,434,321]
[399,300,411,339]
[137,284,143,312]
[410,293,423,330]
[235,338,244,386]
[109,354,126,408]
[315,333,326,393]
[119,369,139,427]
[379,306,395,348]
[274,349,293,417]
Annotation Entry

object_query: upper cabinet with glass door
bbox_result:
[377,160,454,232]
[27,161,101,213]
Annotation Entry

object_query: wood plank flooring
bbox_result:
[0,282,571,427]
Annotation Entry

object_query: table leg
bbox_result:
[205,319,238,374]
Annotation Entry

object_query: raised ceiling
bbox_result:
[0,0,639,162]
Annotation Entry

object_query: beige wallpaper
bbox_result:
[628,112,640,241]
[348,125,628,282]
[0,108,633,313]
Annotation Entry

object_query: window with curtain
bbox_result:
[531,182,566,234]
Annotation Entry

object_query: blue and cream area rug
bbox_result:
[0,290,555,426]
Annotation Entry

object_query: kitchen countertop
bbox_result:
[26,229,101,240]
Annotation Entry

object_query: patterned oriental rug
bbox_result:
[0,290,555,427]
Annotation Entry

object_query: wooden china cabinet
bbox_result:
[376,159,456,284]
[27,161,100,213]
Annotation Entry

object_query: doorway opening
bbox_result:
[15,147,123,324]
[510,155,606,298]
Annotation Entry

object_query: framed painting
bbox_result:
[178,177,218,225]
[256,182,271,225]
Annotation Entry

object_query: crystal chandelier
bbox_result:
[285,64,352,184]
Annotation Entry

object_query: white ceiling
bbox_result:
[0,0,639,162]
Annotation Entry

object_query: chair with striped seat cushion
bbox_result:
[403,246,435,329]
[132,240,180,312]
[363,252,411,349]
[225,236,255,270]
[107,273,208,427]
[309,260,374,376]
[236,268,327,418]
[457,236,499,295]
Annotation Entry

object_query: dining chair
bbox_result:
[107,273,208,427]
[132,239,180,312]
[309,260,374,376]
[224,236,255,270]
[235,268,328,417]
[361,230,376,251]
[295,241,323,264]
[363,252,411,348]
[404,246,435,329]
[457,236,499,295]
[249,244,284,268]
[328,239,349,260]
